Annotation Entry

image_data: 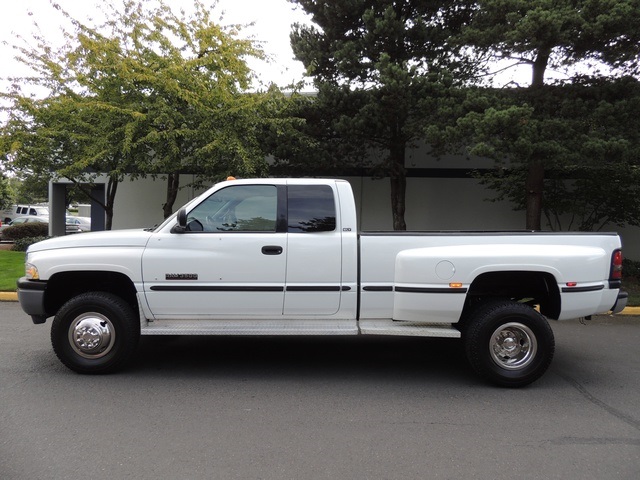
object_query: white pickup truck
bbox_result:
[17,178,627,386]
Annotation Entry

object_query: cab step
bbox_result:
[358,319,461,338]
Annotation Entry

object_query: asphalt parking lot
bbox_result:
[1,301,639,479]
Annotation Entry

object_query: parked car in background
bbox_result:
[0,216,48,239]
[0,215,88,239]
[65,216,91,232]
[2,205,50,223]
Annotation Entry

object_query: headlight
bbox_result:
[25,263,40,280]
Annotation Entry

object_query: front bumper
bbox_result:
[17,277,48,324]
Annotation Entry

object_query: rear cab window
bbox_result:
[287,185,336,233]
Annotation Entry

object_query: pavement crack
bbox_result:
[557,371,640,432]
[549,436,640,446]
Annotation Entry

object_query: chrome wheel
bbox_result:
[465,301,554,387]
[489,322,537,370]
[68,313,115,359]
[52,292,140,374]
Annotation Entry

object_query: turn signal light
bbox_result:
[449,282,463,288]
[25,263,39,280]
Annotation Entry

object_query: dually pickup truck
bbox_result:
[18,178,628,386]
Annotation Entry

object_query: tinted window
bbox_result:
[187,185,277,232]
[288,185,336,233]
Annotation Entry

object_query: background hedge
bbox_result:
[2,222,48,240]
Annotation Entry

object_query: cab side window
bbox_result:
[288,185,336,233]
[186,185,277,232]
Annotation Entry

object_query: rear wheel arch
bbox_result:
[463,271,561,320]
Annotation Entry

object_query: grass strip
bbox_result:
[0,251,25,291]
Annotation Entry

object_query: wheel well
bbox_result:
[463,271,561,320]
[44,271,139,317]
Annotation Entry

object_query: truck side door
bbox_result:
[142,184,287,318]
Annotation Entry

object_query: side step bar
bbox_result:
[359,319,461,338]
[141,318,461,338]
[141,319,359,336]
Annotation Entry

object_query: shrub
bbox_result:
[2,222,49,240]
[11,236,49,252]
[623,258,640,279]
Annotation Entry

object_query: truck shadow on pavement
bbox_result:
[132,335,476,385]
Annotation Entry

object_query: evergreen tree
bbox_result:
[289,0,476,230]
[462,0,640,230]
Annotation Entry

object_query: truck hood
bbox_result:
[27,229,154,252]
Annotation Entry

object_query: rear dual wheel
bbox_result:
[464,300,555,387]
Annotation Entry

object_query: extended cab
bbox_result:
[17,178,628,386]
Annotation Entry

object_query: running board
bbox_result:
[359,319,461,338]
[141,319,358,336]
[141,318,460,338]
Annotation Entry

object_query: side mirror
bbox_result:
[177,208,187,228]
[171,208,188,233]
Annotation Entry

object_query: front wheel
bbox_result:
[51,292,140,374]
[464,300,555,387]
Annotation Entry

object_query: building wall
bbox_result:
[110,174,207,230]
[348,176,524,231]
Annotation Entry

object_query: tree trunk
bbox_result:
[389,142,407,231]
[525,158,544,230]
[163,172,180,219]
[524,47,551,230]
[531,47,551,88]
[105,177,118,231]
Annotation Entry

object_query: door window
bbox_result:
[186,185,277,232]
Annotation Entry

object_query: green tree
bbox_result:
[1,0,269,227]
[13,173,48,205]
[86,0,269,218]
[461,0,640,230]
[289,0,476,230]
[265,86,371,178]
[462,77,640,231]
[0,173,15,209]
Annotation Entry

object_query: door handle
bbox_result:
[261,245,283,255]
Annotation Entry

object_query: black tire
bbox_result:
[51,292,140,374]
[464,300,555,388]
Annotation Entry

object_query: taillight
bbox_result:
[610,249,623,282]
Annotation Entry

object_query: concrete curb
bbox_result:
[1,291,639,316]
[619,306,640,315]
[0,292,18,302]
